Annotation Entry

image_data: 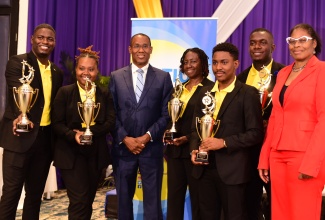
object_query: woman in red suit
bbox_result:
[258,23,325,220]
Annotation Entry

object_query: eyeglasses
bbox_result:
[286,36,313,45]
[132,44,151,51]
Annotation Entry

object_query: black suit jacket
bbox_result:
[237,61,285,120]
[52,83,116,170]
[0,51,63,153]
[165,77,214,159]
[190,79,264,185]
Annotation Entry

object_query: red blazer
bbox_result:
[258,56,325,177]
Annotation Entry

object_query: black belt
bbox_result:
[39,125,51,131]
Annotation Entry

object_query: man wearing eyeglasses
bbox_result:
[237,28,284,220]
[109,33,173,220]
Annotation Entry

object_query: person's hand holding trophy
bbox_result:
[194,91,220,163]
[13,60,39,132]
[77,77,100,145]
[258,66,272,114]
[164,78,183,143]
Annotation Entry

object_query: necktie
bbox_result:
[135,69,144,102]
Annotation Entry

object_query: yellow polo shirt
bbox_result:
[38,60,52,126]
[211,77,236,119]
[245,60,273,89]
[178,81,203,118]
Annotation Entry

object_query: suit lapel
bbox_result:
[284,56,318,103]
[122,65,137,103]
[27,52,43,92]
[138,65,156,104]
[50,63,59,101]
[216,80,242,119]
[270,62,280,92]
[72,83,83,123]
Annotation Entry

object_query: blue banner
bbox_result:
[132,18,218,83]
[131,18,218,220]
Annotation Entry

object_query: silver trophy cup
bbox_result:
[13,60,39,132]
[165,78,183,141]
[195,91,220,163]
[77,78,100,145]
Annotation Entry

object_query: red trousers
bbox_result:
[270,149,325,220]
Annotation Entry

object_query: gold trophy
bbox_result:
[77,78,100,145]
[258,66,272,114]
[164,78,183,141]
[195,91,220,163]
[13,60,39,132]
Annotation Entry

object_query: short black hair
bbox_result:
[33,23,56,35]
[130,33,151,46]
[212,42,239,61]
[179,47,209,77]
[250,28,274,41]
[290,23,322,56]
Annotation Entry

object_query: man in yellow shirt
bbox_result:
[237,28,285,220]
[0,23,63,220]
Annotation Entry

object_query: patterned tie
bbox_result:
[135,68,144,102]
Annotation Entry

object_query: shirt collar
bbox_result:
[251,59,273,73]
[37,59,51,70]
[131,63,149,73]
[211,76,236,93]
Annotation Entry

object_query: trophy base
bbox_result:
[195,152,209,163]
[80,135,93,145]
[164,131,179,141]
[15,123,32,132]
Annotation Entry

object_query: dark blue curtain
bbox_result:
[27,0,325,81]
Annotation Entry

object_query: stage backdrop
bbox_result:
[131,18,217,220]
[132,18,218,83]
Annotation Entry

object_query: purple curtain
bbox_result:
[27,0,325,80]
[27,0,136,84]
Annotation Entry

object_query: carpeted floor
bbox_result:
[15,186,115,220]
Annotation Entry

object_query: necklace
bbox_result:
[292,64,306,72]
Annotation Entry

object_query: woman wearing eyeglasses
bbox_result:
[258,23,325,220]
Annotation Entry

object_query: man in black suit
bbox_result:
[0,24,63,220]
[237,28,285,220]
[190,42,264,220]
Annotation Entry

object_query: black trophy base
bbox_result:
[164,131,181,142]
[164,131,176,141]
[195,152,209,163]
[15,123,32,133]
[80,135,93,145]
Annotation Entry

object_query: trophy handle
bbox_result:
[13,87,20,110]
[92,103,101,122]
[212,119,221,137]
[195,117,203,141]
[28,88,39,111]
[77,102,86,124]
